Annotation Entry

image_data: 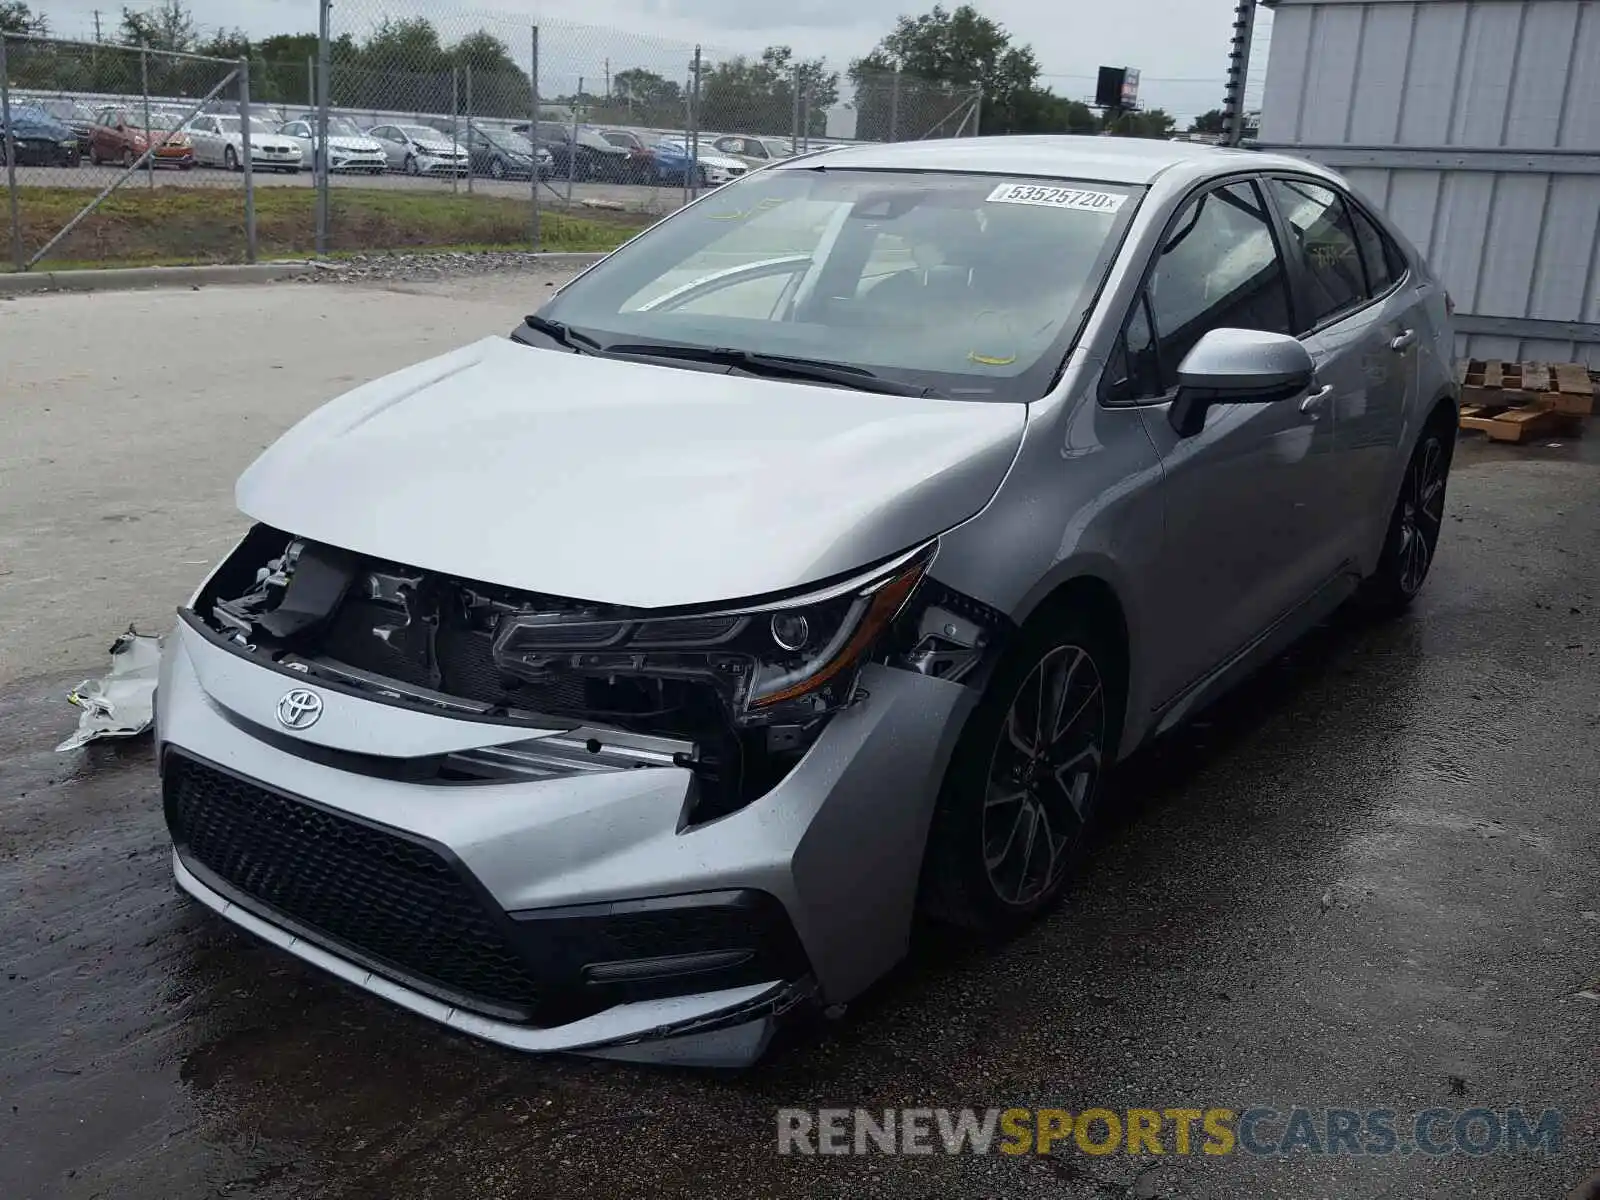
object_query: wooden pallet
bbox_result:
[1458,359,1596,415]
[1457,401,1576,443]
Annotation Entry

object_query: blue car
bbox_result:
[0,104,81,167]
[645,139,706,187]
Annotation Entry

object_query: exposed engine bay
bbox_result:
[188,524,1008,818]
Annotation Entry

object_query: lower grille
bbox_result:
[164,752,544,1019]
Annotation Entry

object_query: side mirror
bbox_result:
[1168,328,1315,438]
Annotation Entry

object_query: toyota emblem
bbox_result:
[276,688,324,730]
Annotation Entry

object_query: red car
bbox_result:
[87,105,194,169]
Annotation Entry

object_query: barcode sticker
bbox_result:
[986,183,1126,213]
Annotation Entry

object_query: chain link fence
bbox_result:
[2,13,982,270]
[1,31,268,269]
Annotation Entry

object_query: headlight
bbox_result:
[491,541,937,728]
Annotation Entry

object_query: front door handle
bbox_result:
[1300,384,1334,415]
[1390,328,1417,352]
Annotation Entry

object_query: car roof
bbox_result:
[772,134,1319,186]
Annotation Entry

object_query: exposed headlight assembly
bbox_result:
[491,540,938,728]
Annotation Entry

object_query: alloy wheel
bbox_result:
[1396,435,1446,596]
[982,644,1105,908]
[490,157,506,179]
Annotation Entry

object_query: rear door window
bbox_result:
[1349,203,1404,296]
[1266,178,1367,328]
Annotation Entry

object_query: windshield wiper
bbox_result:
[601,343,943,398]
[522,314,606,354]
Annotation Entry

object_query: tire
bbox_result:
[489,156,506,180]
[224,145,238,172]
[919,604,1122,935]
[1357,415,1454,614]
[121,148,134,168]
[404,154,419,176]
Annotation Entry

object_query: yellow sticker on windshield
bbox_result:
[968,351,1018,366]
[986,183,1125,213]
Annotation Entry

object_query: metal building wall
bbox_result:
[1258,0,1600,366]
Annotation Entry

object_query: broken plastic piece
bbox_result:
[56,627,164,752]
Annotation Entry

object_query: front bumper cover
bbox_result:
[157,614,973,1062]
[174,850,814,1066]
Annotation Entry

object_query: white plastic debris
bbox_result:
[56,628,164,752]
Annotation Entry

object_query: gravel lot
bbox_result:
[1,271,1597,1200]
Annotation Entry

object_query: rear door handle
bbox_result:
[1390,328,1417,352]
[1300,384,1334,415]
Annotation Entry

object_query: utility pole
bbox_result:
[1221,0,1258,147]
[92,9,102,41]
[604,58,610,101]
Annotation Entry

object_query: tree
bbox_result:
[452,30,527,118]
[1105,108,1176,139]
[612,67,683,121]
[119,0,195,52]
[857,6,1043,136]
[699,45,837,138]
[851,5,1074,138]
[0,0,47,35]
[1189,109,1225,134]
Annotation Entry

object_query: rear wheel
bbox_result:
[1358,417,1453,613]
[920,606,1120,935]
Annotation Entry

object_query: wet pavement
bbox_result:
[3,384,1599,1195]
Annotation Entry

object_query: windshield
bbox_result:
[218,117,275,135]
[144,112,185,131]
[326,117,365,138]
[7,106,52,126]
[400,125,444,141]
[482,129,531,153]
[537,168,1140,402]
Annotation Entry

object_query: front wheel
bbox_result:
[920,608,1119,935]
[489,156,506,180]
[403,154,419,176]
[1358,419,1453,613]
[224,145,238,171]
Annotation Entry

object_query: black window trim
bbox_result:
[1098,171,1296,409]
[1260,171,1413,339]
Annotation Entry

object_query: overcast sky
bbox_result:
[38,0,1272,123]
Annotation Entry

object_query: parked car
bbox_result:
[599,127,655,180]
[156,137,1456,1068]
[515,121,631,181]
[17,96,94,155]
[711,134,794,168]
[185,114,302,173]
[461,126,548,180]
[366,123,469,175]
[656,137,749,186]
[87,105,193,168]
[278,115,387,174]
[0,104,81,166]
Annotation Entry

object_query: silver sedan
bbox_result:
[156,136,1457,1068]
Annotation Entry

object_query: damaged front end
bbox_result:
[186,525,1012,820]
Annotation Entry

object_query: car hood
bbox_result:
[696,152,745,170]
[6,118,70,139]
[236,335,1026,608]
[325,135,382,152]
[415,139,464,154]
